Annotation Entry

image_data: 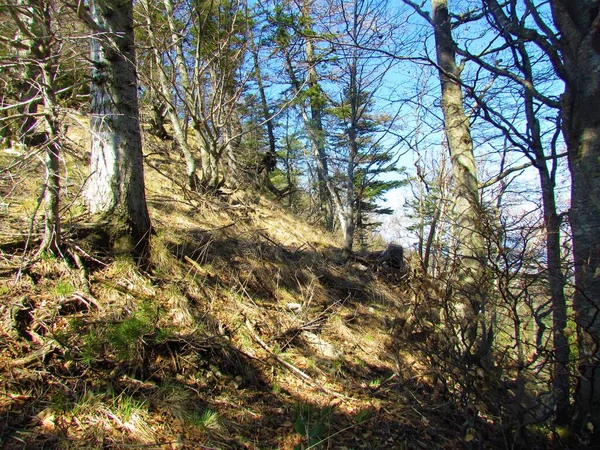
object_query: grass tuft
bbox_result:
[188,409,221,432]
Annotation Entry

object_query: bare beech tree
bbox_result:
[427,0,574,426]
[465,0,600,435]
[155,0,247,190]
[402,0,495,364]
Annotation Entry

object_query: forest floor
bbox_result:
[0,131,552,449]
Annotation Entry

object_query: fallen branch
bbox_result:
[11,340,58,367]
[244,318,354,402]
[184,255,214,277]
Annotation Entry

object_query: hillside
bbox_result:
[0,131,543,449]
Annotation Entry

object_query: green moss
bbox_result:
[54,281,75,297]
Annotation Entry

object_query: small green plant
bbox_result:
[328,360,343,379]
[188,409,220,431]
[0,284,10,297]
[154,326,175,343]
[293,403,331,450]
[272,382,281,394]
[80,329,103,365]
[54,281,75,297]
[105,299,158,359]
[354,409,370,424]
[115,395,147,423]
[368,378,381,388]
[107,316,151,359]
[73,299,161,365]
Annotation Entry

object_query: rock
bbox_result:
[302,331,342,360]
[351,262,369,271]
[287,302,302,312]
[376,244,404,270]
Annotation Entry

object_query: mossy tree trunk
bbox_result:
[13,0,62,256]
[431,0,492,361]
[85,0,151,259]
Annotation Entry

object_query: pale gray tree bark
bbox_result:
[85,0,151,258]
[162,0,216,188]
[39,35,61,257]
[161,0,244,190]
[513,38,570,428]
[454,0,572,429]
[223,110,242,188]
[431,0,492,361]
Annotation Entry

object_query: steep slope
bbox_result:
[0,129,523,449]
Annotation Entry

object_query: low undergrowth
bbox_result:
[0,144,558,449]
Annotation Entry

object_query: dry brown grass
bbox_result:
[0,119,528,449]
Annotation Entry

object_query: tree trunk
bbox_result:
[304,19,333,230]
[251,37,277,157]
[343,46,359,258]
[282,49,347,239]
[15,0,61,255]
[224,111,242,188]
[141,0,199,190]
[250,34,291,197]
[163,0,215,190]
[551,1,600,435]
[423,153,448,275]
[431,0,491,360]
[515,38,571,426]
[39,52,61,256]
[541,165,571,426]
[86,0,151,259]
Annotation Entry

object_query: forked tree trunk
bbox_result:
[86,0,151,259]
[551,0,600,436]
[163,0,215,190]
[431,0,491,360]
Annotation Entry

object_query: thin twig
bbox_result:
[244,319,355,401]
